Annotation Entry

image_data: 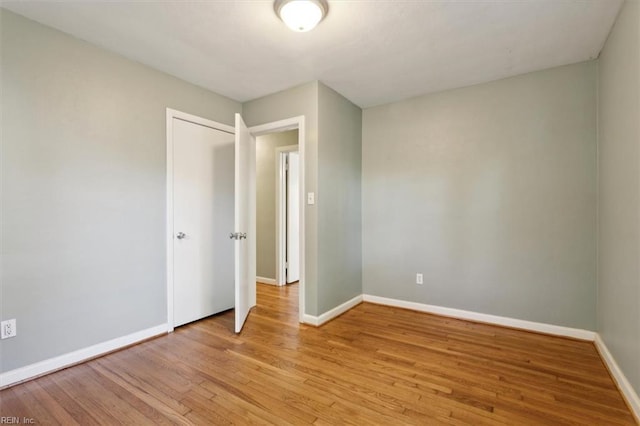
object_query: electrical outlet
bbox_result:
[416,273,423,285]
[1,319,17,339]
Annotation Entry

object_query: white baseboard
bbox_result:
[303,294,363,326]
[0,324,167,389]
[594,334,640,422]
[362,294,596,341]
[256,276,277,285]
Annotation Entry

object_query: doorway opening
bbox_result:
[249,117,306,324]
[255,132,300,287]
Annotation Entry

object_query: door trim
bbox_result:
[166,108,234,332]
[250,116,306,323]
[275,145,299,286]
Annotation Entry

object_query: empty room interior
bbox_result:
[1,0,639,424]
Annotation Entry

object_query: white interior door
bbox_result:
[286,152,300,283]
[173,118,235,327]
[234,114,256,333]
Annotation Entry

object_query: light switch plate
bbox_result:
[307,192,315,205]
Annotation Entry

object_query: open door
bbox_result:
[286,152,300,283]
[233,114,256,333]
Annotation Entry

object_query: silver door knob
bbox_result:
[176,232,186,239]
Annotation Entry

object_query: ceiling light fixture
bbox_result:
[274,0,328,33]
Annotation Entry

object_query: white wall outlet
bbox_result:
[307,192,315,205]
[416,273,423,285]
[1,319,17,339]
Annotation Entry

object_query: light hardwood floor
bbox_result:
[1,283,636,425]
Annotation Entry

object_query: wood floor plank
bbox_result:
[1,283,636,425]
[21,380,80,426]
[34,375,103,425]
[89,362,192,425]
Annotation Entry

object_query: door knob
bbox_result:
[176,232,186,239]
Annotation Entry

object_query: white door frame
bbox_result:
[275,145,299,286]
[166,108,234,332]
[250,116,306,323]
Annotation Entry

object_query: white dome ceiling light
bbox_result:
[274,0,328,33]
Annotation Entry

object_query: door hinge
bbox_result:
[229,232,247,240]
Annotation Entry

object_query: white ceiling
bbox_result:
[1,0,623,108]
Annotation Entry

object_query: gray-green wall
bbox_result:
[317,84,362,313]
[0,10,240,373]
[362,61,598,330]
[256,130,298,280]
[597,0,640,393]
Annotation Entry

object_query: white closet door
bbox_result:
[172,118,234,327]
